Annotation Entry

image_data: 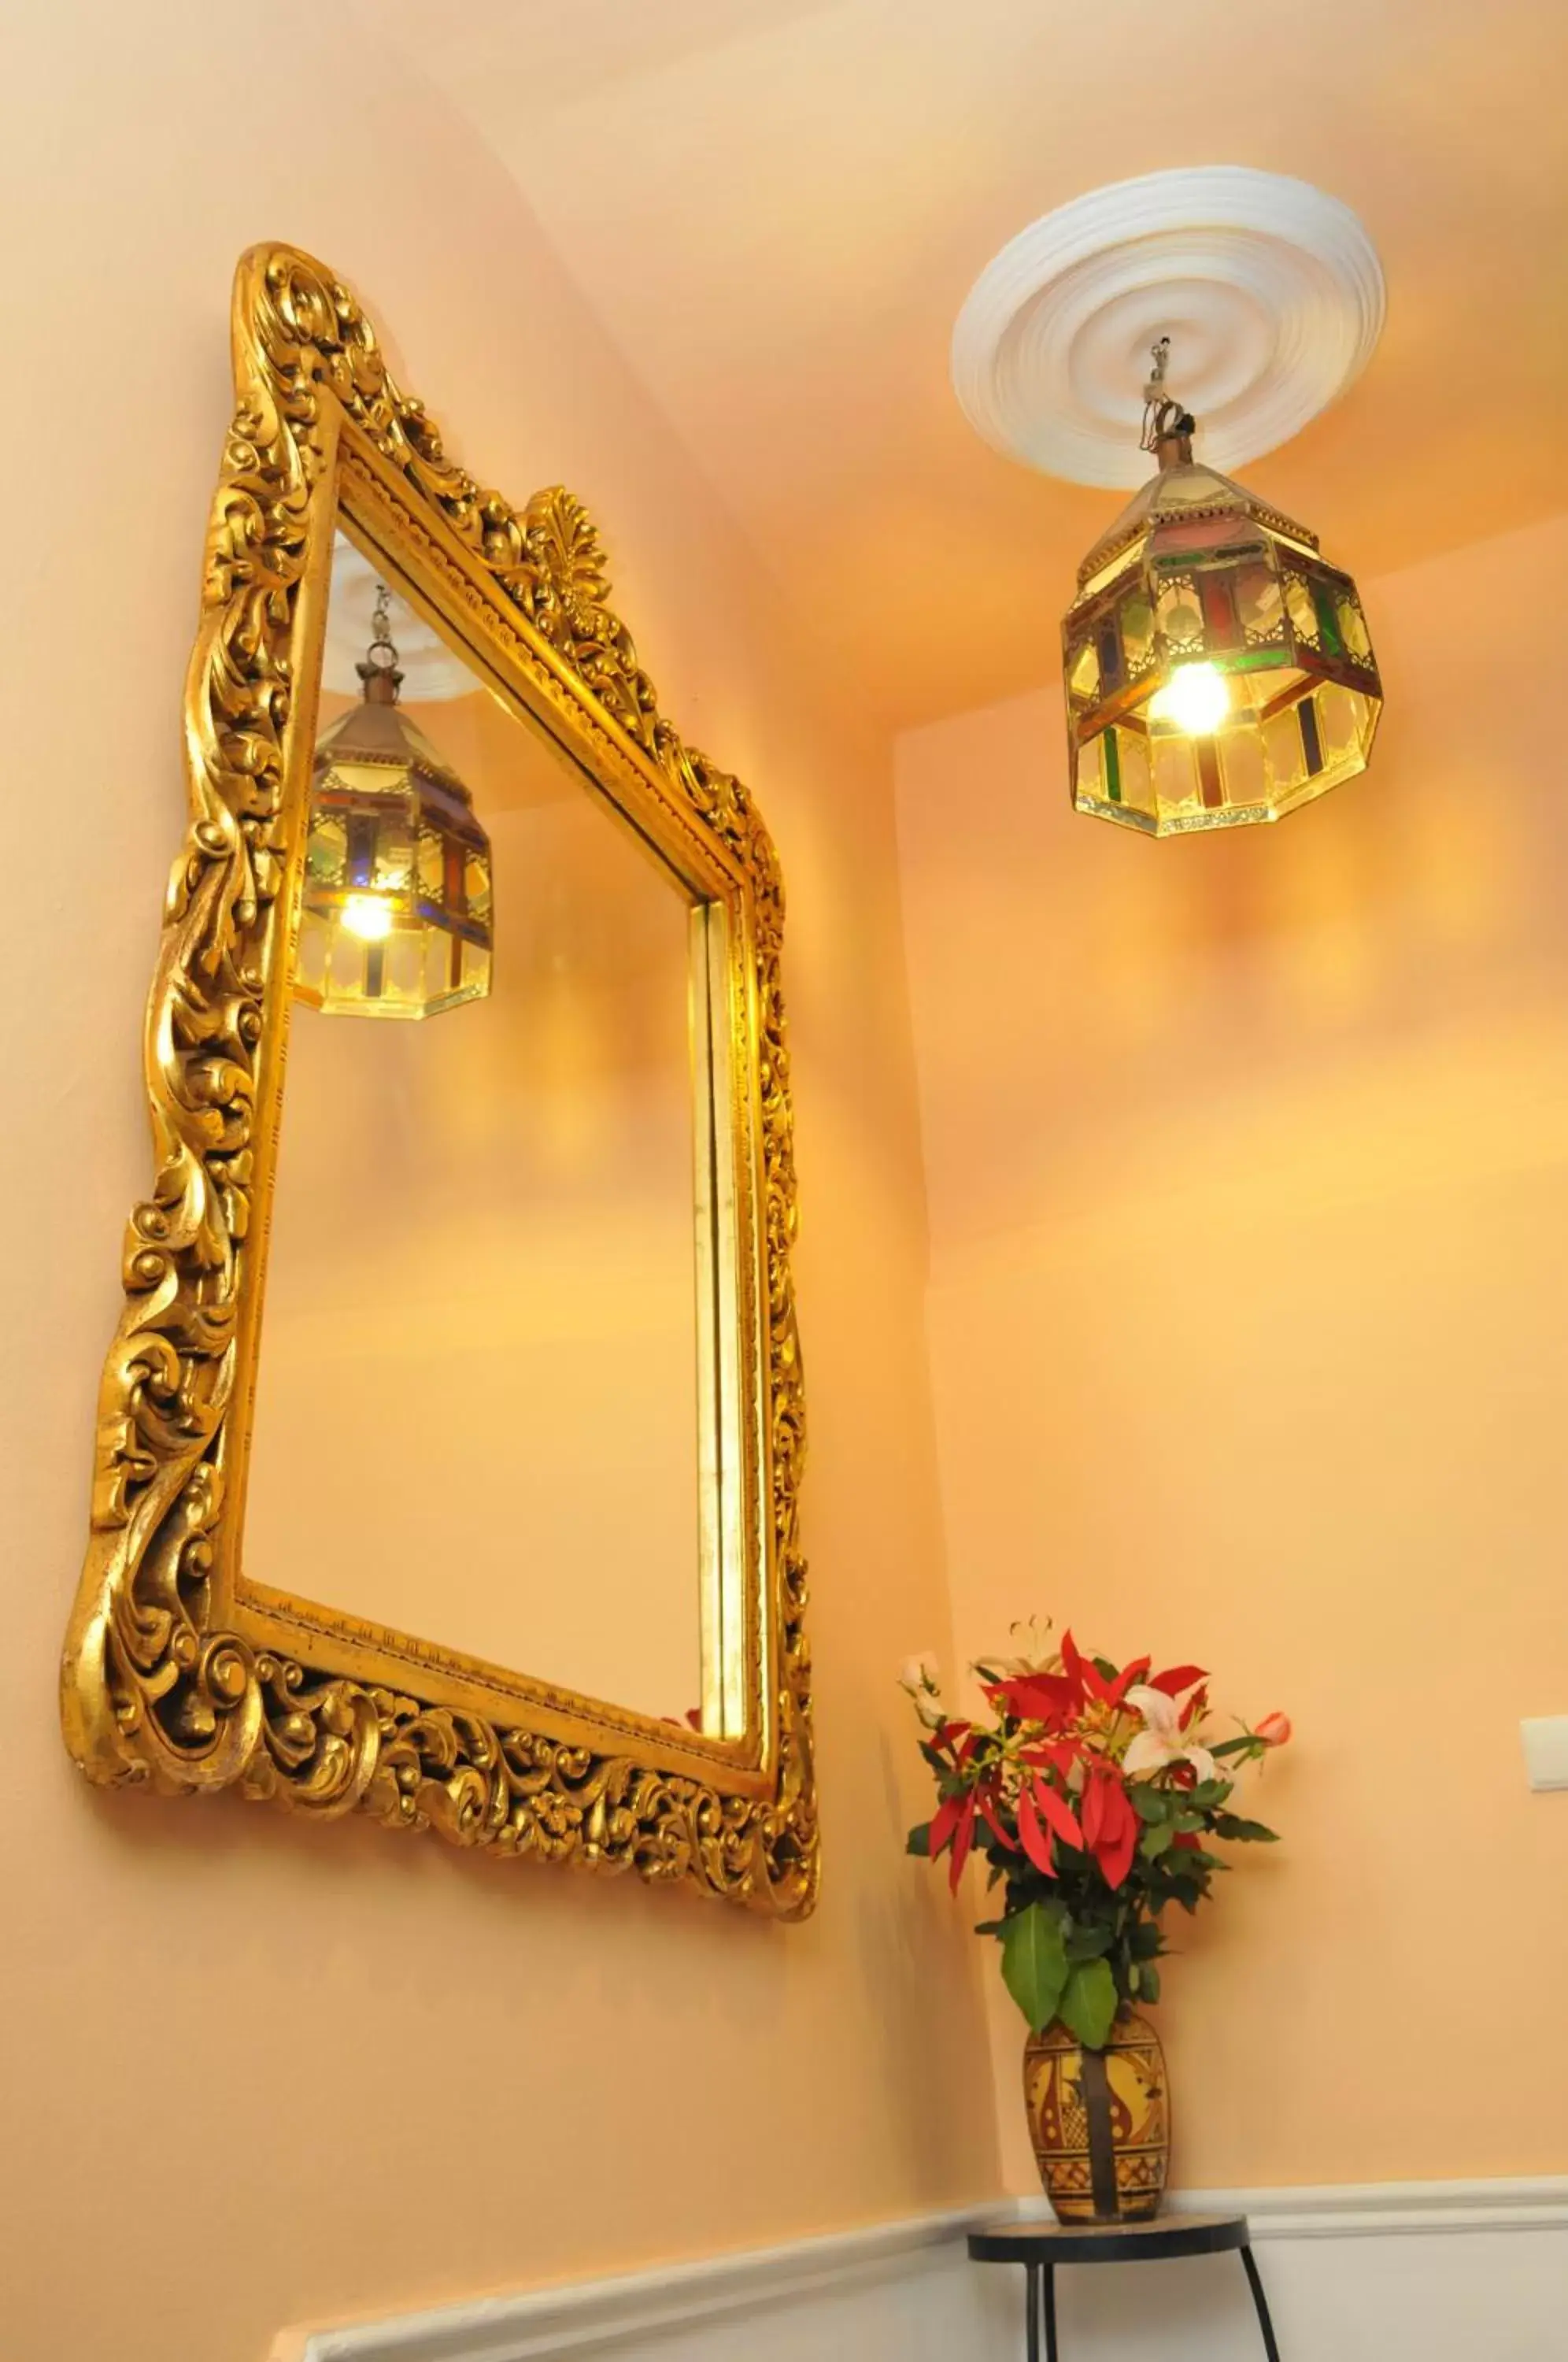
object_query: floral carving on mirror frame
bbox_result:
[59,245,816,1918]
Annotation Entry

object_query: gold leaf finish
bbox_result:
[60,246,817,1918]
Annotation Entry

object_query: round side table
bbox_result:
[967,2214,1281,2361]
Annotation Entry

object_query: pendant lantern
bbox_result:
[1063,340,1381,835]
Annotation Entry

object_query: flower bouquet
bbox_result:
[902,1623,1288,2219]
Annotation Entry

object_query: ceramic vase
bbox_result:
[1023,2008,1170,2223]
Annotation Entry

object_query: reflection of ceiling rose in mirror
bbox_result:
[324,535,476,701]
[952,167,1385,488]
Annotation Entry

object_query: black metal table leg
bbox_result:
[1025,2260,1040,2362]
[1041,2260,1059,2362]
[1240,2243,1281,2362]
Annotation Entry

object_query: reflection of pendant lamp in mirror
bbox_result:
[952,167,1388,836]
[295,583,493,1016]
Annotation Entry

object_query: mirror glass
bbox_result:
[242,532,708,1726]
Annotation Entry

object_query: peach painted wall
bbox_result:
[0,6,998,2358]
[895,511,1568,2192]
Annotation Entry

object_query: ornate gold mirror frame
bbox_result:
[59,245,816,1918]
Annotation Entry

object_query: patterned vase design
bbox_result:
[1023,2008,1170,2224]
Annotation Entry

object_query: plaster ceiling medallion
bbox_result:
[324,535,476,701]
[952,167,1385,488]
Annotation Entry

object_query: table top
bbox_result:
[968,2212,1250,2267]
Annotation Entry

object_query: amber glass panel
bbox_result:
[1152,735,1198,814]
[1235,562,1283,640]
[1263,708,1306,800]
[1117,726,1153,815]
[1318,682,1362,759]
[1285,576,1318,644]
[1069,637,1100,703]
[1221,725,1267,809]
[1119,592,1156,676]
[1337,595,1372,663]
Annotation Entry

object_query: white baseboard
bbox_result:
[272,2178,1568,2362]
[268,2207,1017,2362]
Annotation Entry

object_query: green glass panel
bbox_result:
[1311,582,1344,657]
[1103,728,1122,803]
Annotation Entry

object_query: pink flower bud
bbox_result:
[1256,1711,1292,1748]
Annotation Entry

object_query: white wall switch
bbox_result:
[1520,1717,1568,1791]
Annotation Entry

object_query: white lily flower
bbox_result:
[1122,1684,1218,1783]
[897,1652,945,1730]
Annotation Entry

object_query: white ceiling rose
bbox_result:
[952,167,1387,489]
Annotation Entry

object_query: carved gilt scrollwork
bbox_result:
[60,245,816,1919]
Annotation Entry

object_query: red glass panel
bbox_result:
[1196,739,1224,811]
[1199,576,1239,650]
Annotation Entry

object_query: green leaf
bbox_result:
[1065,1920,1114,1962]
[1141,1964,1161,2004]
[1057,1958,1118,2049]
[1139,1823,1175,1859]
[1211,1735,1259,1759]
[1185,1779,1231,1809]
[1000,1901,1071,2034]
[1212,1814,1278,1843]
[905,1823,931,1857]
[1132,1786,1174,1823]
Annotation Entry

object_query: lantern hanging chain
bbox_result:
[367,579,400,672]
[1140,335,1196,456]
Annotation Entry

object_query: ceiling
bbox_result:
[384,0,1568,733]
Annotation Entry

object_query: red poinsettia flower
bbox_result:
[983,1669,1080,1729]
[1017,1773,1083,1876]
[1062,1630,1151,1711]
[1080,1764,1139,1887]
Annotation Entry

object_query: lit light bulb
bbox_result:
[1148,661,1230,736]
[342,893,394,941]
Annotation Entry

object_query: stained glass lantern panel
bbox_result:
[1062,447,1381,836]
